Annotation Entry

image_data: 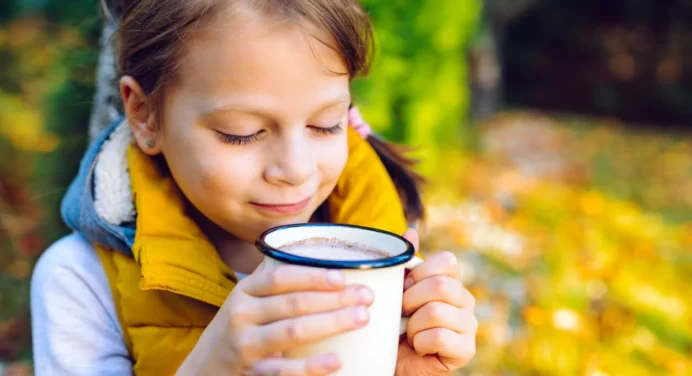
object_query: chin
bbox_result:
[263,216,310,230]
[226,218,306,244]
[221,203,319,242]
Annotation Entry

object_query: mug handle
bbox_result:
[399,256,425,335]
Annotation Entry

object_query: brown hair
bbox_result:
[115,0,424,222]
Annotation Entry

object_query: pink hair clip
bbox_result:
[348,106,371,139]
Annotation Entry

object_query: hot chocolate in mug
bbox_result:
[256,223,424,376]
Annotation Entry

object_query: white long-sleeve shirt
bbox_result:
[31,233,133,375]
[30,233,247,375]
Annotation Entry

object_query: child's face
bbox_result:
[155,10,350,243]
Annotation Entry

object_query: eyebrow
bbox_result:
[201,93,352,118]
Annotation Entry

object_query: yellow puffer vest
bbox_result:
[95,127,411,375]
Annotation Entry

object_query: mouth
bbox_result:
[250,197,312,216]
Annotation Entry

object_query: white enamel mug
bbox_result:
[256,223,424,376]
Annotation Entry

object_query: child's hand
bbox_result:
[396,229,478,376]
[176,264,374,376]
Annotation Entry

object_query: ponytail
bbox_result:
[349,105,425,224]
[368,135,426,224]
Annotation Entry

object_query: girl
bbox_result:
[31,0,477,375]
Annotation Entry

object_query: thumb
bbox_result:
[254,259,267,272]
[403,228,420,253]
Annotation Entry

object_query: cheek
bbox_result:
[316,135,349,184]
[162,127,261,201]
[194,146,263,197]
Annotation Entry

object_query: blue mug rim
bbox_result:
[256,223,415,270]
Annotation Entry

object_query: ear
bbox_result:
[120,76,162,155]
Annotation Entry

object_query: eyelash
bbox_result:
[215,123,343,145]
[215,131,264,145]
[311,123,344,136]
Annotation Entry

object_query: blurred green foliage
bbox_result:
[0,0,99,363]
[353,0,481,150]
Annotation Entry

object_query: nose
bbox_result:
[264,131,315,187]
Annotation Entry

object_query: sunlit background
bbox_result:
[1,0,691,375]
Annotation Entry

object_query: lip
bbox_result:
[250,197,312,216]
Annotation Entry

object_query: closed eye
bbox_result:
[215,130,266,145]
[309,123,343,136]
[215,123,342,145]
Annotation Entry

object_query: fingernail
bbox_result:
[323,354,340,369]
[404,277,414,290]
[353,306,369,325]
[358,287,374,305]
[325,270,343,286]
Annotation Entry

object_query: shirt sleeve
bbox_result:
[31,233,133,376]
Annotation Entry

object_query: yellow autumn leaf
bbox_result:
[581,191,606,217]
[0,95,59,152]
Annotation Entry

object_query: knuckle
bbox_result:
[286,294,306,316]
[426,301,445,322]
[229,335,243,357]
[307,269,327,288]
[240,336,257,360]
[431,275,449,295]
[269,266,289,289]
[229,307,252,329]
[230,333,253,361]
[440,251,458,267]
[284,321,304,342]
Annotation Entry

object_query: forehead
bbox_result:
[175,7,349,110]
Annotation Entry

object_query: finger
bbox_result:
[402,276,474,315]
[250,306,370,355]
[250,354,341,376]
[243,265,345,296]
[406,302,477,345]
[406,251,460,289]
[254,259,267,272]
[412,328,476,368]
[403,228,420,252]
[252,286,374,324]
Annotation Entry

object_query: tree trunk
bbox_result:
[469,0,540,121]
[470,27,502,120]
